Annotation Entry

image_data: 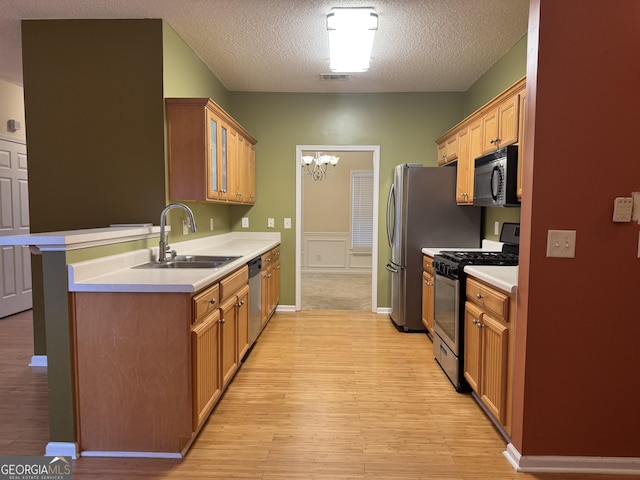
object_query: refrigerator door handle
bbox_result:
[385,262,399,273]
[386,183,395,247]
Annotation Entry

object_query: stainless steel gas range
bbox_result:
[432,223,520,391]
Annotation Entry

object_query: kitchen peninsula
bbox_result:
[68,231,280,458]
[1,228,280,458]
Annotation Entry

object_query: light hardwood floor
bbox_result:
[0,310,622,479]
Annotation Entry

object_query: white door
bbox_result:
[0,138,32,318]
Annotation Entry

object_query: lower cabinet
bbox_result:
[464,277,514,435]
[72,263,253,455]
[261,245,280,325]
[191,308,221,430]
[421,255,435,336]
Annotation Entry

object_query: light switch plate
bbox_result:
[241,217,249,228]
[284,218,291,229]
[546,230,576,258]
[613,197,633,222]
[267,218,275,228]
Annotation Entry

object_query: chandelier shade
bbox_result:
[301,152,340,181]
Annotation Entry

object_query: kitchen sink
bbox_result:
[134,255,241,269]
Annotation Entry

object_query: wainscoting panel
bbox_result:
[302,232,372,272]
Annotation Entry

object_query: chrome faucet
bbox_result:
[158,203,197,262]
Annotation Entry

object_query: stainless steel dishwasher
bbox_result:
[247,255,262,345]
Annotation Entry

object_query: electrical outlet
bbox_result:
[546,230,576,258]
[494,221,500,236]
[267,217,274,228]
[241,217,249,228]
[182,219,188,236]
[284,218,291,229]
[209,217,214,231]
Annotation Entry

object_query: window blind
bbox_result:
[351,171,374,249]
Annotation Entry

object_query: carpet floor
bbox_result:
[301,272,372,311]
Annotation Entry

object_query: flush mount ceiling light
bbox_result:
[327,7,378,72]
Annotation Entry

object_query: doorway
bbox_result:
[295,145,380,312]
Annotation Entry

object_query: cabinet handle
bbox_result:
[236,300,245,307]
[490,137,501,144]
[219,318,225,324]
[441,154,446,159]
[476,322,483,329]
[472,318,478,324]
[209,299,216,305]
[476,293,483,300]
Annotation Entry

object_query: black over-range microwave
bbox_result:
[473,145,520,207]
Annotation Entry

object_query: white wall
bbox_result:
[0,79,26,142]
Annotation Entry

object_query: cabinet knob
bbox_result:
[219,318,225,324]
[476,322,483,329]
[237,300,245,307]
[476,293,483,300]
[441,154,446,159]
[209,299,216,305]
[472,318,478,324]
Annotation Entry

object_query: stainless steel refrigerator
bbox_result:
[385,164,481,331]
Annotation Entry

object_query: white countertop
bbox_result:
[422,240,517,292]
[464,265,518,293]
[0,225,164,251]
[68,232,280,293]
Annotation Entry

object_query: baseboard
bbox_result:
[29,355,47,367]
[376,307,391,314]
[276,305,296,313]
[504,443,640,475]
[46,442,79,459]
[81,451,182,459]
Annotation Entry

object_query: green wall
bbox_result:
[229,92,466,307]
[464,35,527,240]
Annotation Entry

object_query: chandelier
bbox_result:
[301,152,340,181]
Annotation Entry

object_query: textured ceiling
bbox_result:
[0,0,530,93]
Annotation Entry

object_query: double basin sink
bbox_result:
[135,255,241,269]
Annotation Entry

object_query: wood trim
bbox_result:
[435,76,526,144]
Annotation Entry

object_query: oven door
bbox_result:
[433,271,460,356]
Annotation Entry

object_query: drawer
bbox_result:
[271,245,280,260]
[261,251,272,266]
[423,255,434,274]
[466,277,509,321]
[220,265,249,301]
[192,283,220,322]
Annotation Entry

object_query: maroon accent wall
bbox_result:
[513,0,640,456]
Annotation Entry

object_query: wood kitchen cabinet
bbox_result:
[71,263,251,455]
[435,77,526,205]
[517,86,526,200]
[421,254,435,336]
[166,98,257,205]
[481,92,519,154]
[464,276,515,435]
[261,245,280,326]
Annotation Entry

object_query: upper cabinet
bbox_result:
[435,77,526,205]
[166,98,257,205]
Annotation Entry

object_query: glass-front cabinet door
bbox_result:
[206,109,219,200]
[218,122,229,201]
